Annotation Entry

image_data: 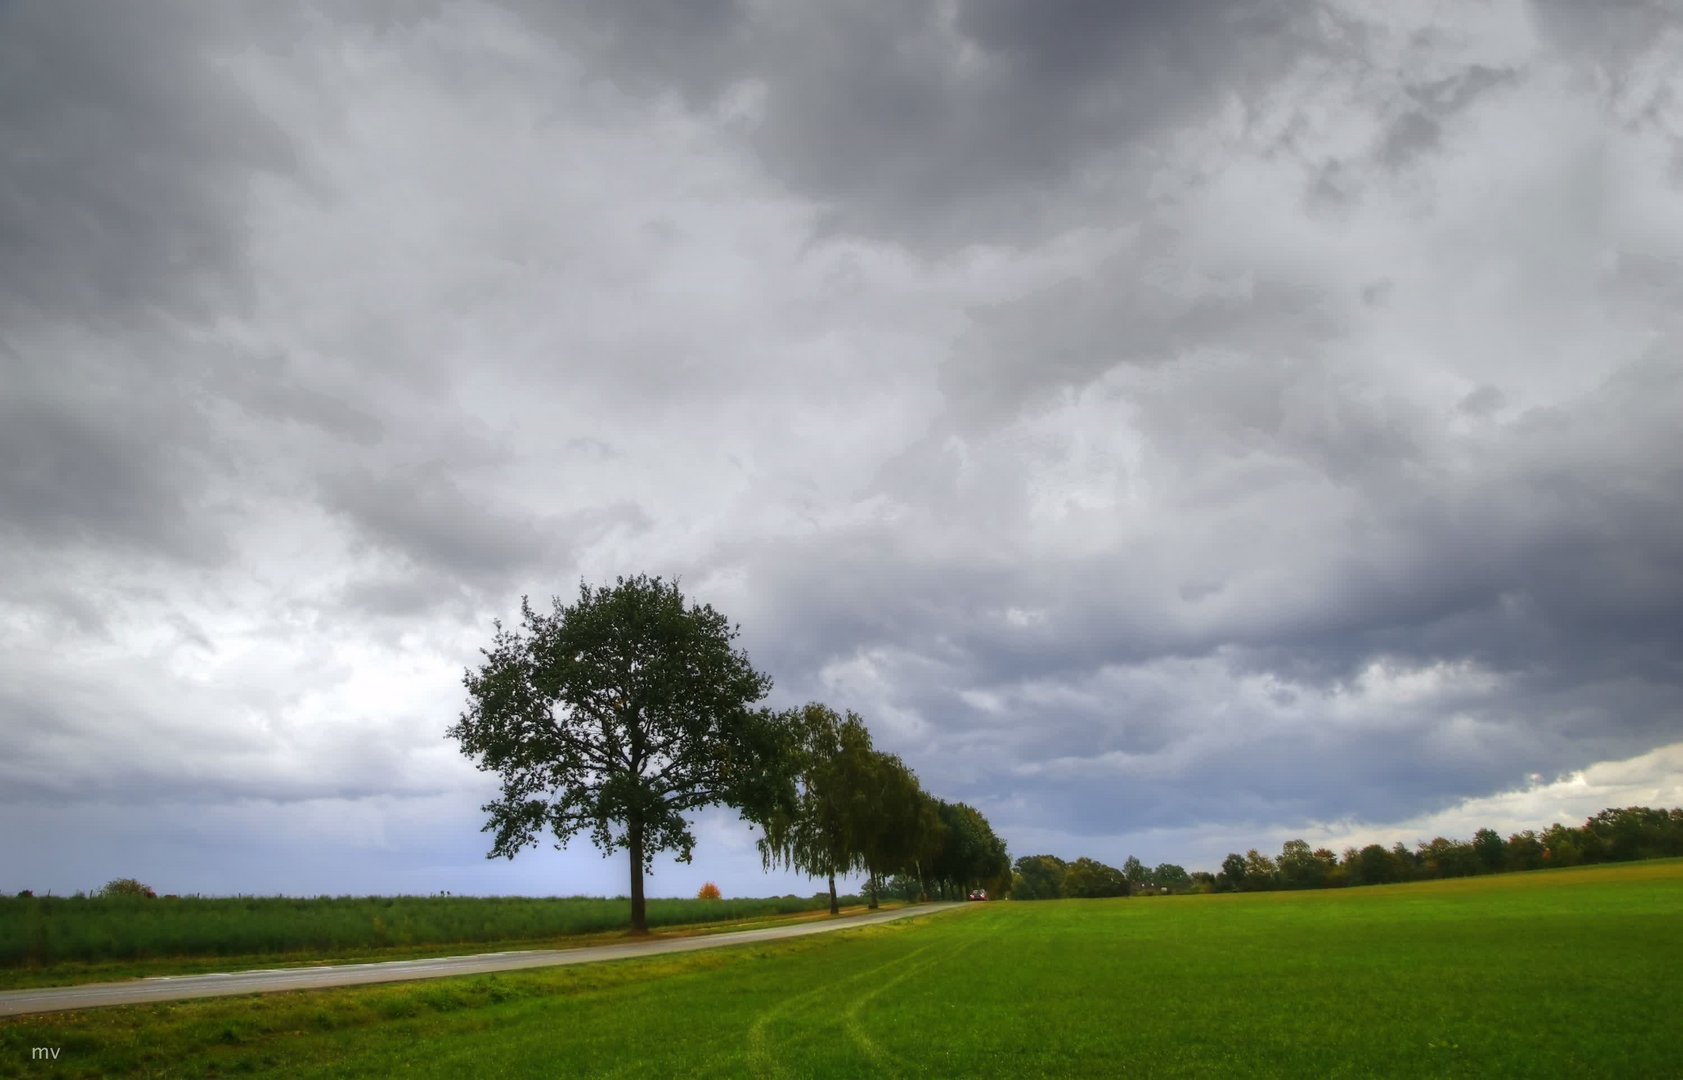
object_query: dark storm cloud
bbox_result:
[786,0,1314,238]
[508,0,1324,251]
[724,256,1683,830]
[0,362,225,562]
[0,1,307,567]
[1021,725,1530,838]
[0,1,297,328]
[561,0,746,100]
[339,571,480,622]
[1529,0,1682,72]
[320,464,554,582]
[1404,64,1519,117]
[212,363,388,447]
[938,250,1346,427]
[1377,112,1441,170]
[321,461,655,605]
[1528,0,1683,175]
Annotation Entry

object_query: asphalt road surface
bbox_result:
[0,903,965,1018]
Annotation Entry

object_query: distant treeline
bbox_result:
[1204,806,1683,893]
[1012,806,1683,899]
[1010,854,1182,899]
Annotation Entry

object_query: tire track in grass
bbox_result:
[747,942,939,1079]
[839,947,963,1072]
[747,912,979,1079]
[841,908,1020,1075]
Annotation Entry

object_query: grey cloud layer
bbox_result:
[2,1,1681,893]
[515,0,1326,251]
[0,2,297,327]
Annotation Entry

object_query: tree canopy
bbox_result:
[1011,854,1069,900]
[448,575,796,932]
[757,703,1003,901]
[759,704,978,909]
[756,703,866,914]
[928,800,1011,899]
[1062,857,1129,899]
[851,744,928,908]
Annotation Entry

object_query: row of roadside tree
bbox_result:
[449,575,1009,932]
[755,703,1011,911]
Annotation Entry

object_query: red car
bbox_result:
[967,889,989,901]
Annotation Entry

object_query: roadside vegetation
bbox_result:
[0,893,863,976]
[4,861,1679,1078]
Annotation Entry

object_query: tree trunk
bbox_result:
[867,868,879,910]
[827,872,838,915]
[629,820,648,934]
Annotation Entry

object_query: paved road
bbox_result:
[0,903,965,1018]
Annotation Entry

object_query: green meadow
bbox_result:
[0,894,859,988]
[4,861,1680,1078]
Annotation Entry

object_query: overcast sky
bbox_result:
[3,0,1681,899]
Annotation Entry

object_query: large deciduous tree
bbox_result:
[448,575,795,932]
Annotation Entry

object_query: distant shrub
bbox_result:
[696,883,722,901]
[15,890,31,899]
[100,878,157,899]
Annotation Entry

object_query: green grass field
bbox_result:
[4,861,1680,1078]
[0,893,859,986]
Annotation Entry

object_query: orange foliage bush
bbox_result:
[696,882,722,901]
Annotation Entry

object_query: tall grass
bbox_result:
[0,893,859,967]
